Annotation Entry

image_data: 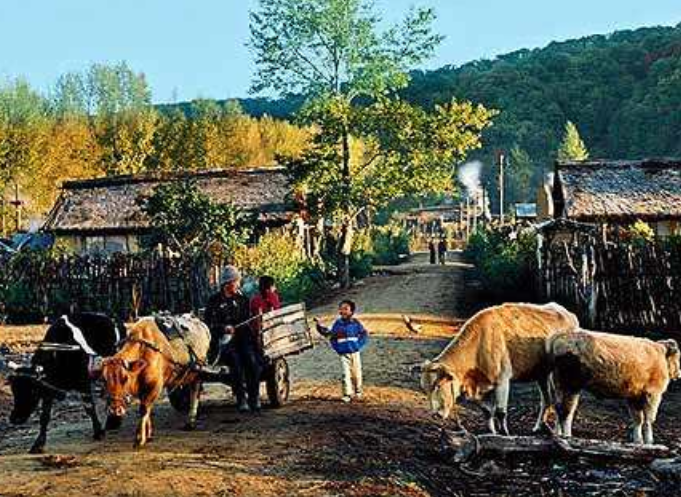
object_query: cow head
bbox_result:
[101,357,146,417]
[420,360,461,419]
[659,339,681,380]
[7,362,43,425]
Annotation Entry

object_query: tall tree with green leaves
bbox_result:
[143,180,252,256]
[250,0,494,286]
[53,62,158,175]
[508,145,535,204]
[0,79,50,220]
[557,121,589,161]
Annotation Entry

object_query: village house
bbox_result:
[44,167,307,254]
[538,158,681,237]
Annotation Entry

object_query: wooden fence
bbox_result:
[0,251,225,323]
[538,234,681,334]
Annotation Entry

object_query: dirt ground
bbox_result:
[1,253,680,497]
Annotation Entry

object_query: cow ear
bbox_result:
[126,360,147,374]
[660,339,680,357]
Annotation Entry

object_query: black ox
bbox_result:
[6,312,125,453]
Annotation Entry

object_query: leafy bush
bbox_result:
[465,226,537,300]
[349,230,374,279]
[371,224,410,265]
[233,231,325,303]
[349,224,410,278]
[142,180,252,256]
[622,220,655,246]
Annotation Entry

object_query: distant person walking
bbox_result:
[438,237,447,265]
[428,238,437,265]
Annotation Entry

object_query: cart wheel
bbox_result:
[168,385,191,413]
[266,358,290,408]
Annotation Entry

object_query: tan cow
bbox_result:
[547,329,681,444]
[101,315,210,448]
[421,302,579,434]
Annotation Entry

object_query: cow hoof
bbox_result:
[105,416,123,431]
[29,445,45,455]
[533,422,553,436]
[183,421,197,431]
[94,430,106,441]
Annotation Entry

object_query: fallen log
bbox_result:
[650,458,681,482]
[439,430,673,464]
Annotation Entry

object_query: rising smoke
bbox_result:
[458,161,483,199]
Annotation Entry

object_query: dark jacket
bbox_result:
[204,290,253,348]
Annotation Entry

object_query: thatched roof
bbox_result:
[555,159,681,221]
[44,168,296,235]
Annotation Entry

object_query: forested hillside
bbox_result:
[191,23,681,205]
[404,24,681,165]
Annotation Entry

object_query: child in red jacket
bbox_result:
[250,275,281,316]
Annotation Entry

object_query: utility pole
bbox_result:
[465,196,471,241]
[496,150,506,224]
[472,190,479,233]
[9,183,24,233]
[1,198,6,238]
[482,187,488,225]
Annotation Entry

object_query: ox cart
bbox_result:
[168,303,314,412]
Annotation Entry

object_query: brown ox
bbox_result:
[101,315,210,448]
[547,330,681,444]
[421,302,579,434]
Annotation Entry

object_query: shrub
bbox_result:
[349,229,374,279]
[349,224,410,278]
[371,224,410,265]
[465,226,537,300]
[623,220,655,246]
[233,231,325,303]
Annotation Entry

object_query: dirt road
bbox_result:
[0,253,679,496]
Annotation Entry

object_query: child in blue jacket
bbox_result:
[315,300,368,402]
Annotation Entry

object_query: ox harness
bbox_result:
[113,316,207,399]
[9,367,70,400]
[10,316,120,398]
[105,335,195,409]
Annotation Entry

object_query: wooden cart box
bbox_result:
[262,303,314,361]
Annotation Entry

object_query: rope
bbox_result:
[118,336,202,396]
[10,372,71,399]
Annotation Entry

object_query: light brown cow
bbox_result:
[101,315,210,448]
[421,302,579,434]
[547,329,681,444]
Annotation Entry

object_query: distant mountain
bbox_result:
[160,23,681,204]
[404,23,681,164]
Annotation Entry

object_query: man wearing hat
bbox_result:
[205,265,262,412]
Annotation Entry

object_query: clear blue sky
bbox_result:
[1,0,679,103]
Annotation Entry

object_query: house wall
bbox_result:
[56,234,141,254]
[536,182,554,221]
[655,220,679,237]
